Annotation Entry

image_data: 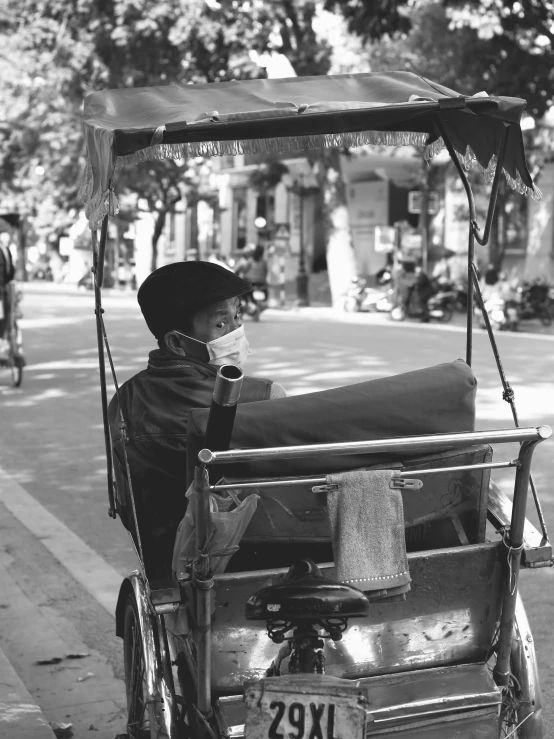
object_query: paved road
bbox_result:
[0,283,553,738]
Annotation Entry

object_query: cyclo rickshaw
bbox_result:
[80,71,553,738]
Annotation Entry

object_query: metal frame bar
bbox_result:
[193,465,213,721]
[493,438,542,685]
[431,117,549,545]
[210,460,518,491]
[92,222,116,518]
[434,117,509,368]
[198,426,547,466]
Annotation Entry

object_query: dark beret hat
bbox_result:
[137,261,252,338]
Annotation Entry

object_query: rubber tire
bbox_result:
[123,592,156,739]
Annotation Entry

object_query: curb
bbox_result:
[0,646,56,738]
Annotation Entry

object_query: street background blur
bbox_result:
[2,1,554,306]
[2,2,554,738]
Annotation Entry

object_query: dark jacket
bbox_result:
[108,350,272,578]
[0,244,15,292]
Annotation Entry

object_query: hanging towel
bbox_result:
[325,469,411,594]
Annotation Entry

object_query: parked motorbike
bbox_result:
[342,275,393,313]
[241,285,267,322]
[391,281,456,323]
[517,280,553,326]
[478,297,519,332]
[452,282,469,313]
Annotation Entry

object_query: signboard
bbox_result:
[273,223,290,242]
[347,179,389,274]
[374,226,396,253]
[408,190,440,215]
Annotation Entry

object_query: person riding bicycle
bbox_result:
[108,261,286,578]
[0,233,16,357]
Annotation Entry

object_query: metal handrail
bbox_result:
[198,426,551,466]
[209,459,519,491]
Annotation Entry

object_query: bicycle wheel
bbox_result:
[123,592,155,739]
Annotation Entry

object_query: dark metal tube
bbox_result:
[494,440,542,685]
[209,460,519,491]
[194,465,211,578]
[95,216,108,289]
[466,228,474,367]
[91,227,116,519]
[193,464,213,720]
[204,364,244,454]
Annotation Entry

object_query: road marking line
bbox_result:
[0,466,122,617]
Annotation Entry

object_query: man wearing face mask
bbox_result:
[108,261,285,579]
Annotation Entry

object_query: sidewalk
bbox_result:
[0,646,55,738]
[21,280,135,300]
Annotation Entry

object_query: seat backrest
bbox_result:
[186,360,477,485]
[238,445,491,553]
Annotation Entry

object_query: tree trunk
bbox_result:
[188,201,199,259]
[317,150,358,307]
[419,160,430,273]
[488,185,508,271]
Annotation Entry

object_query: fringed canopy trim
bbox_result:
[81,129,541,230]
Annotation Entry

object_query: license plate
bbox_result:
[244,676,366,739]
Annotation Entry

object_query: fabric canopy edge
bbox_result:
[80,129,541,231]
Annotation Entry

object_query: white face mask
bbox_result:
[175,325,250,367]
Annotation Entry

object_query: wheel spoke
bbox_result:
[127,620,149,738]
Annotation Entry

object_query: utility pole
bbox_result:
[420,160,430,273]
[296,174,309,306]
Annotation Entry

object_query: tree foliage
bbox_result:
[325,0,554,117]
[0,1,336,264]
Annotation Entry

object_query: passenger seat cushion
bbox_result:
[187,359,477,480]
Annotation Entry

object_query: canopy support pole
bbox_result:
[91,215,149,571]
[433,119,509,366]
[494,438,541,686]
[193,464,213,737]
[92,222,116,519]
[434,120,550,549]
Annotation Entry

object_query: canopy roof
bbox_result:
[80,71,539,228]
